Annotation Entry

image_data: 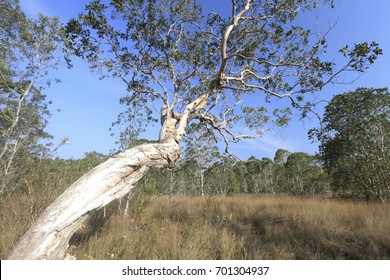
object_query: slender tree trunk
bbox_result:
[0,76,37,163]
[200,170,205,196]
[8,141,181,259]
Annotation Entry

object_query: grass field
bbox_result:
[1,194,389,259]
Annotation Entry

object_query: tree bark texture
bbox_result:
[8,141,181,259]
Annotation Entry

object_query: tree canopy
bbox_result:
[65,0,382,157]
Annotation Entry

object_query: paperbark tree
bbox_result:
[8,0,382,259]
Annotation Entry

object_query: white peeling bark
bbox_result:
[8,142,181,259]
[8,80,211,260]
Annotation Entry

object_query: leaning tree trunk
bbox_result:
[8,141,181,259]
[8,89,208,259]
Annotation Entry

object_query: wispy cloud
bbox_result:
[230,128,318,160]
[20,0,52,18]
[233,136,286,159]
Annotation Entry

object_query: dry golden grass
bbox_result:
[0,185,66,259]
[1,192,389,259]
[69,194,390,260]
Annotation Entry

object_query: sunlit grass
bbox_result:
[1,192,389,259]
[68,195,390,260]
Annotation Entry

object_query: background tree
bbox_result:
[109,95,158,152]
[257,157,275,193]
[274,148,291,165]
[9,0,382,259]
[184,123,221,195]
[0,0,64,194]
[242,157,262,193]
[235,156,275,194]
[313,88,389,202]
[206,157,239,195]
[284,152,325,194]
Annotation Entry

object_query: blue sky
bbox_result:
[19,0,390,160]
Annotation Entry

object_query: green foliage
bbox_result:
[312,88,389,202]
[110,95,158,152]
[274,148,290,165]
[0,149,108,197]
[0,0,64,192]
[284,152,325,194]
[65,0,211,128]
[339,42,383,69]
[65,0,381,150]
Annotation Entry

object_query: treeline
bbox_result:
[135,149,331,197]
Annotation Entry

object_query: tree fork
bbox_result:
[8,141,181,259]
